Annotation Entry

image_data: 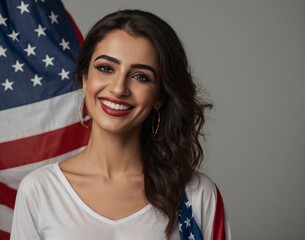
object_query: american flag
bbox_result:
[179,193,204,240]
[0,0,90,238]
[179,187,227,240]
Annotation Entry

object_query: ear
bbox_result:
[153,98,163,110]
[82,74,87,95]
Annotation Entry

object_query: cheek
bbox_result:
[138,88,160,106]
[85,76,106,96]
[84,65,107,95]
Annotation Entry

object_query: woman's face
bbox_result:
[83,30,161,135]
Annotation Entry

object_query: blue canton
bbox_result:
[179,193,203,240]
[0,0,81,110]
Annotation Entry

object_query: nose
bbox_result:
[109,73,130,97]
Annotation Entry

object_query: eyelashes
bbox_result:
[94,64,152,83]
[133,72,151,82]
[94,64,114,74]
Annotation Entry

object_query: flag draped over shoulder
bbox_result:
[0,0,90,238]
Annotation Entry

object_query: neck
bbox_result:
[80,123,143,178]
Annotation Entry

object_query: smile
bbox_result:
[101,100,132,111]
[99,97,134,117]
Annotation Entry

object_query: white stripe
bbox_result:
[0,147,85,190]
[0,204,13,233]
[0,90,82,143]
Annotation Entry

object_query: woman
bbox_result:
[11,9,231,240]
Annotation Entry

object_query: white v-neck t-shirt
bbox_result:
[10,163,231,240]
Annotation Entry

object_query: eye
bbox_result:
[95,64,114,74]
[133,72,151,82]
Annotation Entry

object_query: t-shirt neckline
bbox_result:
[52,162,153,225]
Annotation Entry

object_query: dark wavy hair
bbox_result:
[76,9,212,237]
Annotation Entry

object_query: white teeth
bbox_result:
[102,100,131,111]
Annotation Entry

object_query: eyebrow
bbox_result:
[94,54,156,77]
[131,64,156,76]
[94,55,120,64]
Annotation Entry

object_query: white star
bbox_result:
[17,1,30,14]
[42,54,54,67]
[31,74,43,86]
[179,223,182,232]
[12,60,25,72]
[188,232,195,240]
[184,218,191,228]
[185,201,192,208]
[8,30,19,42]
[59,38,70,51]
[24,44,36,56]
[0,45,7,57]
[59,68,70,80]
[34,24,46,37]
[0,14,7,26]
[49,11,59,24]
[1,79,14,91]
[35,0,45,2]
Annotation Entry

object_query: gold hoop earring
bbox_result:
[152,108,160,136]
[78,96,92,128]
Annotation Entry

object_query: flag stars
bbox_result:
[185,201,192,209]
[12,60,25,72]
[59,68,70,80]
[8,30,20,42]
[24,44,36,56]
[184,218,191,228]
[1,79,14,91]
[59,38,70,51]
[179,195,203,239]
[49,11,59,24]
[188,232,195,240]
[0,14,7,26]
[35,24,46,37]
[17,1,30,14]
[42,54,54,67]
[31,74,43,87]
[0,45,7,57]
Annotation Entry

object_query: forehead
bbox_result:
[91,30,158,67]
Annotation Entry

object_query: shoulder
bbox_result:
[185,170,218,226]
[186,169,217,200]
[183,171,232,240]
[185,170,230,240]
[17,163,59,196]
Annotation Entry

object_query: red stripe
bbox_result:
[66,11,83,45]
[213,186,226,240]
[0,182,17,209]
[0,123,90,170]
[0,229,10,240]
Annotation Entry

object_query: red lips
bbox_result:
[99,97,134,117]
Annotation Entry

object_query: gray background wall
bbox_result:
[61,1,305,239]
